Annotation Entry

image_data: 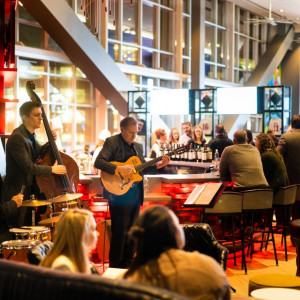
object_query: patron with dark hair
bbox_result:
[207,124,233,158]
[245,129,255,146]
[179,121,192,145]
[256,133,289,194]
[123,206,230,300]
[219,130,268,190]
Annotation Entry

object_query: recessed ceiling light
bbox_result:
[280,9,284,13]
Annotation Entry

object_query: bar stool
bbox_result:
[290,219,300,276]
[272,184,297,261]
[240,188,278,274]
[203,191,243,266]
[293,185,300,220]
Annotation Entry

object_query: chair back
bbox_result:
[295,184,300,202]
[180,223,229,271]
[273,185,297,206]
[205,191,242,214]
[241,189,273,210]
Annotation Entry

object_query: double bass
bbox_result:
[26,81,80,201]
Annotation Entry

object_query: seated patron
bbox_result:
[267,130,279,147]
[123,206,230,300]
[40,209,98,273]
[245,129,255,146]
[207,125,233,158]
[255,133,289,194]
[219,130,268,190]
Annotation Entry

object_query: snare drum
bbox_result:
[22,226,51,241]
[9,228,37,240]
[1,240,41,263]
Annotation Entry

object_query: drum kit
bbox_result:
[1,193,83,263]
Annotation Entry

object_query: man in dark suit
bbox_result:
[278,115,300,185]
[207,124,233,158]
[94,117,170,268]
[277,115,300,219]
[0,174,24,242]
[1,101,66,227]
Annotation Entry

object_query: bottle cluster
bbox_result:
[160,144,213,163]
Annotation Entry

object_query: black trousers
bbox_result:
[106,183,141,268]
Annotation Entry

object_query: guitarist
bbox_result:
[94,117,170,268]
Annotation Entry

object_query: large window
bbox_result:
[204,0,227,80]
[234,6,267,84]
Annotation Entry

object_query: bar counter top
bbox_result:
[147,172,220,183]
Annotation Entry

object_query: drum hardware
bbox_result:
[21,226,51,241]
[1,240,42,263]
[21,200,52,207]
[22,199,52,226]
[38,216,60,225]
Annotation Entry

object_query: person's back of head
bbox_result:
[245,129,253,144]
[125,206,183,277]
[233,130,247,144]
[215,124,225,136]
[40,208,95,273]
[291,115,300,129]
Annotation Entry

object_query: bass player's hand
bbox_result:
[52,160,67,174]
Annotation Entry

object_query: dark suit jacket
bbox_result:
[0,175,18,242]
[94,134,157,204]
[1,124,52,207]
[277,129,300,184]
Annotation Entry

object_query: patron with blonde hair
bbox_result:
[192,125,206,146]
[40,208,98,273]
[168,128,180,145]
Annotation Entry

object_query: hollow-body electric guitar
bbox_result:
[101,143,191,195]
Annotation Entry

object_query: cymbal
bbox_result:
[38,216,60,225]
[49,193,83,203]
[22,200,52,207]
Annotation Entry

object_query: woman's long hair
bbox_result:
[192,125,206,145]
[168,128,179,144]
[124,206,179,279]
[256,133,282,160]
[40,208,94,273]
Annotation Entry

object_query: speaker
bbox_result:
[96,219,111,262]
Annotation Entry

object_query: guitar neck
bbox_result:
[135,148,183,172]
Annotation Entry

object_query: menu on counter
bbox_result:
[184,182,223,206]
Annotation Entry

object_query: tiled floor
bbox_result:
[227,234,297,298]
